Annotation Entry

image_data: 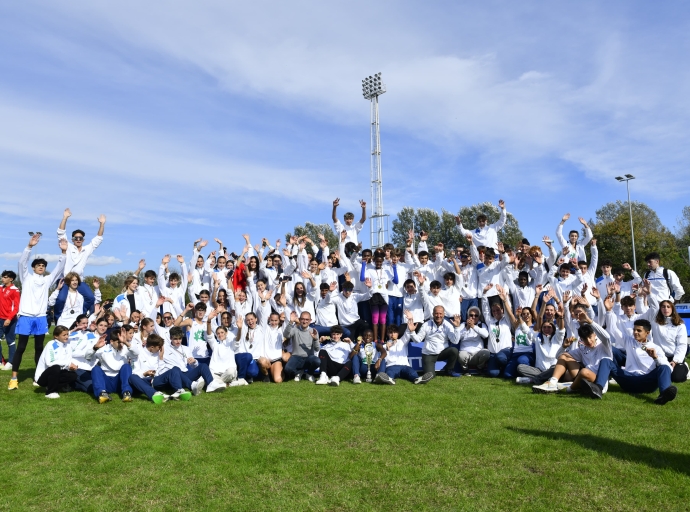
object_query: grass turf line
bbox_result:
[1,345,689,512]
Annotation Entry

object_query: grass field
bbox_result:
[2,344,689,512]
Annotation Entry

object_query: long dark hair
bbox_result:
[655,300,683,326]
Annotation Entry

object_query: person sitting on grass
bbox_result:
[175,302,212,366]
[282,311,321,382]
[481,288,514,378]
[456,306,490,374]
[162,326,214,395]
[532,309,612,395]
[582,297,678,405]
[128,333,191,403]
[496,285,535,380]
[408,305,462,381]
[34,326,77,399]
[315,325,359,387]
[374,321,420,385]
[68,314,100,396]
[85,326,135,404]
[515,305,568,385]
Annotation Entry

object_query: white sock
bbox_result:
[549,377,558,384]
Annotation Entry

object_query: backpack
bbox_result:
[644,268,674,298]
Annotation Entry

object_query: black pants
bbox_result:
[12,334,45,373]
[343,319,370,341]
[422,347,459,375]
[37,365,77,395]
[318,350,352,380]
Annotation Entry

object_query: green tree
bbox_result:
[391,202,524,250]
[589,201,689,301]
[287,222,339,254]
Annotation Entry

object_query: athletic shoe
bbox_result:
[45,392,60,399]
[246,377,253,384]
[316,373,329,385]
[447,371,462,378]
[655,385,678,406]
[515,377,532,385]
[306,374,315,383]
[557,382,572,390]
[171,389,192,401]
[532,381,559,394]
[608,378,619,386]
[152,391,166,405]
[7,379,18,391]
[294,371,303,382]
[1,362,11,371]
[374,373,395,385]
[98,391,112,404]
[192,377,206,395]
[262,375,271,383]
[352,374,362,384]
[33,380,40,387]
[414,372,435,385]
[206,380,225,392]
[328,376,340,387]
[581,380,603,399]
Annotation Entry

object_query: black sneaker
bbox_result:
[581,379,603,399]
[262,375,271,383]
[374,373,395,385]
[414,372,435,385]
[655,385,678,405]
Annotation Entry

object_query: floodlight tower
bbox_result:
[362,72,388,249]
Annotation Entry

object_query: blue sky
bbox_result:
[1,1,689,274]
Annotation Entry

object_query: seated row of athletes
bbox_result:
[17,200,688,405]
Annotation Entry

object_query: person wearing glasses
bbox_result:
[54,208,106,319]
[456,306,490,374]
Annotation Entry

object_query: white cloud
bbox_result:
[15,0,690,198]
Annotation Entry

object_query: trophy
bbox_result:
[363,342,375,383]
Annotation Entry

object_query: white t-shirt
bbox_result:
[333,220,363,245]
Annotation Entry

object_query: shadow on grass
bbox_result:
[509,427,690,476]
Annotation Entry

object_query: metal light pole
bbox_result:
[615,174,637,271]
[362,72,388,249]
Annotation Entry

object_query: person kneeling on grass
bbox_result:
[86,326,140,403]
[34,326,78,399]
[128,334,191,404]
[532,309,612,396]
[162,326,214,395]
[316,325,359,387]
[204,308,238,391]
[583,298,678,405]
[373,320,421,385]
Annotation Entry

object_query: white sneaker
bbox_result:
[1,362,11,371]
[206,380,225,393]
[374,373,395,385]
[45,392,60,399]
[294,371,303,382]
[195,377,206,393]
[515,377,532,385]
[352,374,361,384]
[328,376,340,387]
[608,378,619,386]
[171,389,183,400]
[228,379,243,387]
[306,374,315,383]
[316,373,329,385]
[33,380,40,387]
[532,381,560,394]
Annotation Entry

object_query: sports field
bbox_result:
[2,346,688,512]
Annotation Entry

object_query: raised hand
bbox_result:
[162,254,171,265]
[236,315,244,329]
[483,283,494,294]
[590,238,597,246]
[622,263,632,271]
[58,238,67,252]
[403,309,413,322]
[465,233,473,244]
[57,279,64,290]
[289,311,298,324]
[176,254,185,264]
[333,198,340,207]
[451,314,461,327]
[242,234,251,243]
[578,217,588,226]
[359,199,367,209]
[561,213,571,223]
[138,259,146,270]
[419,231,428,242]
[329,281,338,291]
[98,214,107,224]
[254,244,261,252]
[408,228,415,240]
[455,215,462,226]
[498,199,505,209]
[214,238,222,245]
[92,278,100,289]
[604,296,614,312]
[28,234,41,247]
[542,235,552,247]
[63,208,72,218]
[591,286,600,300]
[198,240,208,249]
[364,277,373,288]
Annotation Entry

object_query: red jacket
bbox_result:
[0,285,20,320]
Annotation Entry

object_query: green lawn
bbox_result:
[1,346,689,512]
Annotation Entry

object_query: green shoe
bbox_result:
[152,392,165,405]
[178,391,192,401]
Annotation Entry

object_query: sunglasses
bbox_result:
[460,255,469,259]
[163,316,173,320]
[72,236,84,241]
[468,314,479,317]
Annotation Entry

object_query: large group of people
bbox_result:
[1,201,687,406]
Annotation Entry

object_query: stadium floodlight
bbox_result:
[614,174,637,271]
[361,72,388,248]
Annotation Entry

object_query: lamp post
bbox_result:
[362,72,388,248]
[615,174,637,271]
